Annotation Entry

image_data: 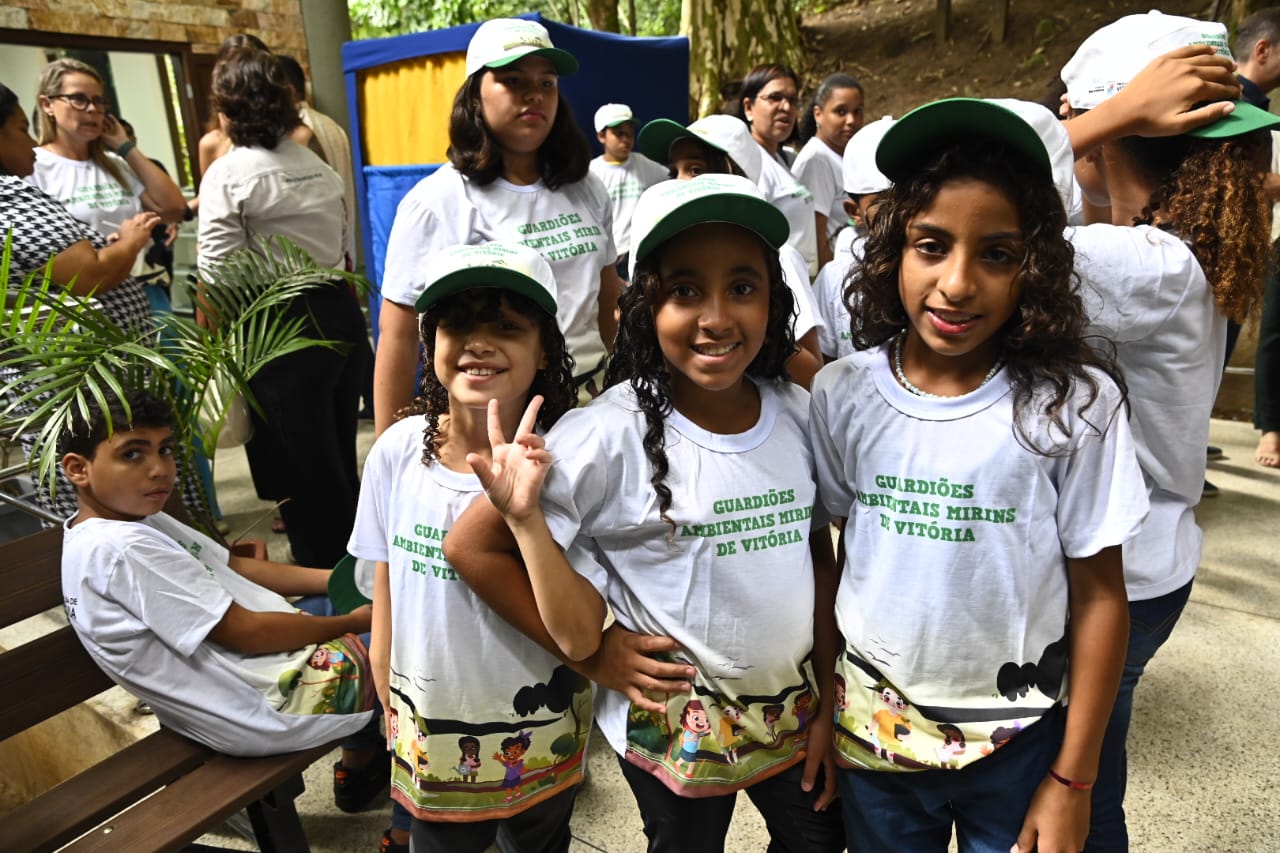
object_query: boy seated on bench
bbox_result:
[58,387,386,790]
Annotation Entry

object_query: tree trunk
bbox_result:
[681,0,804,119]
[585,0,620,33]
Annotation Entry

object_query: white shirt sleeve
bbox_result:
[381,169,476,308]
[195,158,249,275]
[808,361,858,518]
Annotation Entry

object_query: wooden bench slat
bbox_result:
[0,728,213,853]
[0,527,64,625]
[0,625,114,742]
[60,740,339,853]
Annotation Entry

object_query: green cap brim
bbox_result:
[636,118,695,164]
[414,266,558,316]
[485,47,579,77]
[1187,100,1280,139]
[633,193,789,266]
[328,553,370,614]
[876,98,1053,183]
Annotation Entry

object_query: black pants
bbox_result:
[408,785,577,853]
[243,286,366,568]
[618,756,845,853]
[1255,251,1280,432]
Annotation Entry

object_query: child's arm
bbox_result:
[370,561,391,713]
[1066,44,1241,155]
[462,397,607,660]
[228,554,329,596]
[447,497,695,711]
[801,528,840,812]
[1014,545,1128,853]
[207,602,372,655]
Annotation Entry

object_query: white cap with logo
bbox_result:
[465,18,579,79]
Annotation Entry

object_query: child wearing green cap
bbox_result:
[1056,13,1280,851]
[376,18,624,434]
[348,242,582,852]
[449,175,846,851]
[808,98,1148,853]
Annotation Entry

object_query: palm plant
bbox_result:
[1,232,365,536]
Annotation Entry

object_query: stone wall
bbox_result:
[1,0,308,58]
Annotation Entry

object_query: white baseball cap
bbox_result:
[629,174,789,277]
[985,99,1077,212]
[842,115,894,195]
[465,18,578,79]
[1061,11,1280,138]
[415,242,558,316]
[635,114,764,183]
[595,103,634,133]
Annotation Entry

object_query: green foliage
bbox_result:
[346,0,683,38]
[0,233,361,531]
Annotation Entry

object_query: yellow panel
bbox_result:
[358,53,468,166]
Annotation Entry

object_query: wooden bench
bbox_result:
[0,526,338,853]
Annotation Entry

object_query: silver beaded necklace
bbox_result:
[892,333,1004,399]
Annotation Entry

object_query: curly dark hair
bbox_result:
[211,47,300,149]
[59,387,175,459]
[605,231,796,533]
[447,71,589,190]
[403,288,576,466]
[1113,131,1272,324]
[849,141,1127,453]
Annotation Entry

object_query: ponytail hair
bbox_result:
[797,73,862,144]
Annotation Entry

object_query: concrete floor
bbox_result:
[190,417,1279,852]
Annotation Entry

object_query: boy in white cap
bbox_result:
[812,114,894,361]
[588,103,668,270]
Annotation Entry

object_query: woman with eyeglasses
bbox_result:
[737,63,820,276]
[30,59,187,249]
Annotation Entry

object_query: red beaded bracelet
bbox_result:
[1048,768,1094,791]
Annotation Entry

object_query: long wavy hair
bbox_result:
[849,141,1126,453]
[211,47,300,149]
[1113,131,1272,323]
[36,59,131,192]
[605,232,796,533]
[405,288,576,466]
[447,71,589,190]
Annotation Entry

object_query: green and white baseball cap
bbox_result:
[636,114,764,183]
[415,242,558,316]
[595,103,634,132]
[629,174,789,275]
[1061,11,1280,139]
[842,115,895,195]
[876,98,1053,183]
[465,18,578,78]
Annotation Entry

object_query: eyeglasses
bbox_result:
[759,92,800,107]
[50,93,110,112]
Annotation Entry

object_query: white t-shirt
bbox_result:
[756,147,818,277]
[30,147,144,238]
[809,347,1147,773]
[791,137,847,243]
[197,139,347,274]
[347,415,588,819]
[538,380,824,796]
[589,153,669,256]
[382,164,617,375]
[1069,223,1225,600]
[61,512,374,757]
[779,243,822,341]
[300,105,357,260]
[813,233,862,360]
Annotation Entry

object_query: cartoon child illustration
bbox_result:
[833,674,848,718]
[411,729,430,786]
[792,689,813,731]
[456,735,482,782]
[762,704,785,744]
[865,681,912,762]
[675,699,712,776]
[716,701,747,765]
[387,706,401,754]
[307,646,348,671]
[495,731,532,801]
[935,723,966,768]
